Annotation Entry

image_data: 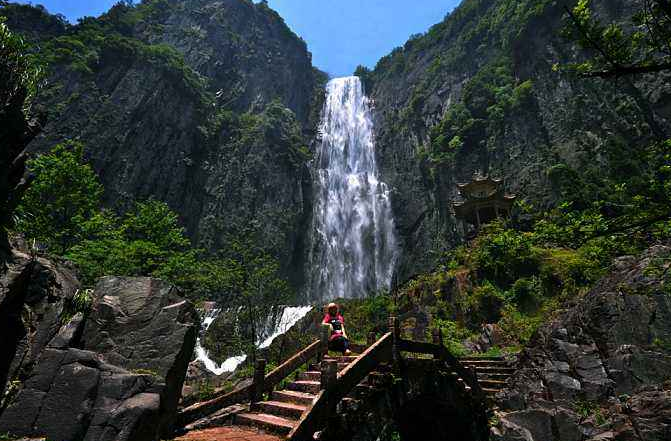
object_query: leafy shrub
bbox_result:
[498,303,540,344]
[16,142,104,254]
[430,318,474,357]
[472,222,538,287]
[506,277,543,314]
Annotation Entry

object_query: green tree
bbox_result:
[66,199,197,286]
[0,15,43,115]
[564,0,671,78]
[16,142,103,253]
[226,232,292,364]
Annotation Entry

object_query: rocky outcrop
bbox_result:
[0,249,79,399]
[492,245,671,441]
[0,275,199,441]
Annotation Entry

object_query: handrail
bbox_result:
[287,333,393,441]
[176,383,253,429]
[263,339,322,390]
[336,332,392,394]
[177,339,323,429]
[398,338,484,401]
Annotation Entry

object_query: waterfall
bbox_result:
[195,305,313,375]
[308,76,398,301]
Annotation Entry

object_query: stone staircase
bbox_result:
[459,356,514,402]
[233,355,359,436]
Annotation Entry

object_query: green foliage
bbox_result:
[652,337,671,353]
[430,318,474,357]
[61,288,94,324]
[506,277,543,314]
[427,60,534,165]
[472,222,538,287]
[339,294,393,343]
[13,141,293,310]
[16,142,104,254]
[574,399,607,425]
[65,200,195,286]
[203,230,293,362]
[0,16,44,113]
[563,0,671,78]
[25,5,208,100]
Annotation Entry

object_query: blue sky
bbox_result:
[17,0,460,76]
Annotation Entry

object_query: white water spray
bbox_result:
[309,76,398,300]
[195,306,313,375]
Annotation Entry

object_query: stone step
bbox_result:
[235,412,296,435]
[461,360,510,367]
[470,366,515,373]
[476,373,511,380]
[298,371,321,382]
[272,390,316,406]
[287,380,321,394]
[461,356,508,362]
[479,379,507,389]
[308,362,353,372]
[257,400,306,420]
[482,387,500,396]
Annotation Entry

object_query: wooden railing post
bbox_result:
[389,315,400,374]
[251,358,266,406]
[319,325,330,361]
[367,331,376,347]
[321,358,338,414]
[320,359,337,391]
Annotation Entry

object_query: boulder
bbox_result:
[0,276,199,441]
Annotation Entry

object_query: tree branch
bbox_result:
[579,60,671,78]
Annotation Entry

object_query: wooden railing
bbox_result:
[397,336,484,401]
[287,321,485,441]
[287,332,393,441]
[177,336,327,428]
[177,316,483,438]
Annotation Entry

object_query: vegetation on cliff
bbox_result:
[348,0,671,356]
[0,0,323,295]
[0,14,43,238]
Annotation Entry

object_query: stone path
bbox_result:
[175,426,281,441]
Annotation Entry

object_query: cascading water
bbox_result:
[309,76,398,301]
[195,305,313,375]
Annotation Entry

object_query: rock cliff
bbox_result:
[0,0,326,287]
[363,0,671,280]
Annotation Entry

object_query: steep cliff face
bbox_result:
[0,0,326,286]
[364,0,671,281]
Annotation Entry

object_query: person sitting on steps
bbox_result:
[322,302,352,356]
